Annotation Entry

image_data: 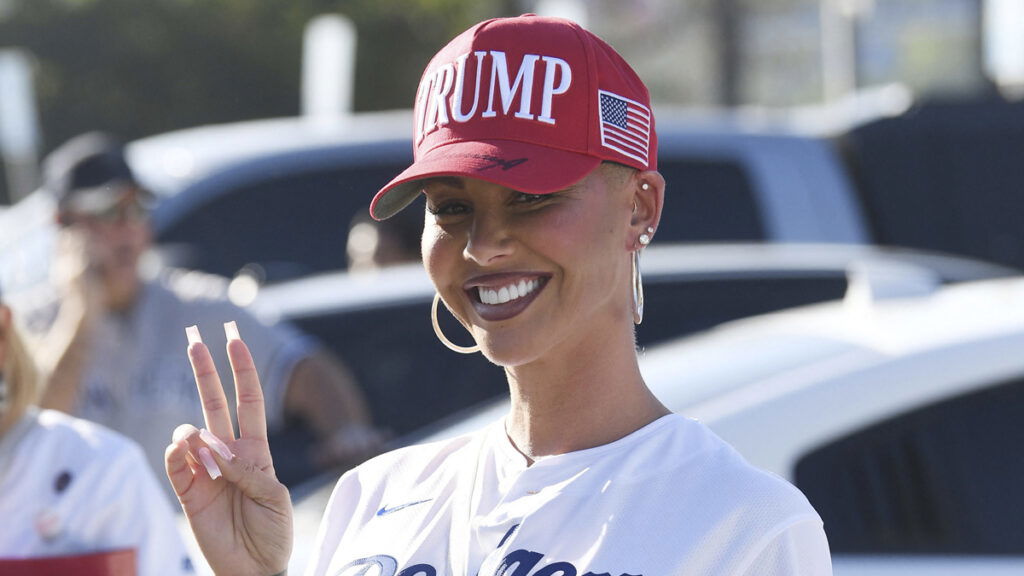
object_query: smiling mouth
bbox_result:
[466,274,548,322]
[477,278,541,305]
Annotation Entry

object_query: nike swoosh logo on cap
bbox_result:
[376,498,433,517]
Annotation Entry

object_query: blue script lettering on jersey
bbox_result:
[330,552,640,576]
[399,565,437,576]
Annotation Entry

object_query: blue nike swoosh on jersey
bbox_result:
[376,498,433,516]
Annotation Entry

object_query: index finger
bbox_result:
[224,321,268,440]
[186,325,235,440]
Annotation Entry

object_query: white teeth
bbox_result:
[478,279,540,305]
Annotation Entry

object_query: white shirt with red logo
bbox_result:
[308,414,832,576]
[0,408,194,575]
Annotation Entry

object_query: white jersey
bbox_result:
[309,414,831,576]
[0,407,194,575]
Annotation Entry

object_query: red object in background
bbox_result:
[0,548,136,575]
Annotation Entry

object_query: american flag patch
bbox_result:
[598,90,651,165]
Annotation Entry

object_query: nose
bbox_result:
[463,208,513,265]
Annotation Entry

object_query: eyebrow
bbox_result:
[562,180,585,193]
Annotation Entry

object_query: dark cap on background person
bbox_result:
[42,132,152,219]
[370,13,657,220]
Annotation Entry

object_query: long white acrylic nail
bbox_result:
[224,321,240,341]
[198,447,222,480]
[185,325,202,345]
[200,428,235,461]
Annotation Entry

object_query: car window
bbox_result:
[291,301,508,436]
[269,271,846,486]
[267,299,507,486]
[842,100,1024,272]
[155,163,412,282]
[637,275,847,346]
[155,156,762,284]
[794,374,1024,554]
[655,158,765,242]
[282,275,847,434]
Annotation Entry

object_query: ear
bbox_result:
[628,170,665,251]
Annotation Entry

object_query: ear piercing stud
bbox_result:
[639,226,654,246]
[641,182,650,190]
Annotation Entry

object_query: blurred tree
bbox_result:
[335,0,521,112]
[0,0,520,158]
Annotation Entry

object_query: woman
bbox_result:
[0,283,192,575]
[167,15,832,576]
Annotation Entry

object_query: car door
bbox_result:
[700,336,1024,574]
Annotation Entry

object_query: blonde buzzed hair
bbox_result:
[600,161,639,191]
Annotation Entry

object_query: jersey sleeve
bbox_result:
[738,517,833,576]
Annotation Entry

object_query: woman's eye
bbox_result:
[514,193,548,204]
[427,201,470,216]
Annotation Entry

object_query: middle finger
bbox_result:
[186,325,235,440]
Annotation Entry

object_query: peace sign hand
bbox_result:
[165,322,293,576]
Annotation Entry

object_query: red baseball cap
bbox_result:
[370,14,657,220]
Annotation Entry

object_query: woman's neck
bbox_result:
[502,332,669,463]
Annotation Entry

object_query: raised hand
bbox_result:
[36,229,109,414]
[51,228,106,322]
[165,322,293,576]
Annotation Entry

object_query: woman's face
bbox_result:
[420,165,636,367]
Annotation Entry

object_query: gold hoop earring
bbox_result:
[632,250,644,325]
[431,293,481,354]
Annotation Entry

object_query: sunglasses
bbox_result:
[61,194,150,226]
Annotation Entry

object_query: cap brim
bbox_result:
[370,140,601,220]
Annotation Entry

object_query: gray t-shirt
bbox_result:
[29,269,313,501]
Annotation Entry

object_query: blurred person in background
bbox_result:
[0,279,193,575]
[346,205,422,272]
[23,132,385,500]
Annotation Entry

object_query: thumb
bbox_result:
[166,424,205,500]
[165,436,199,500]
